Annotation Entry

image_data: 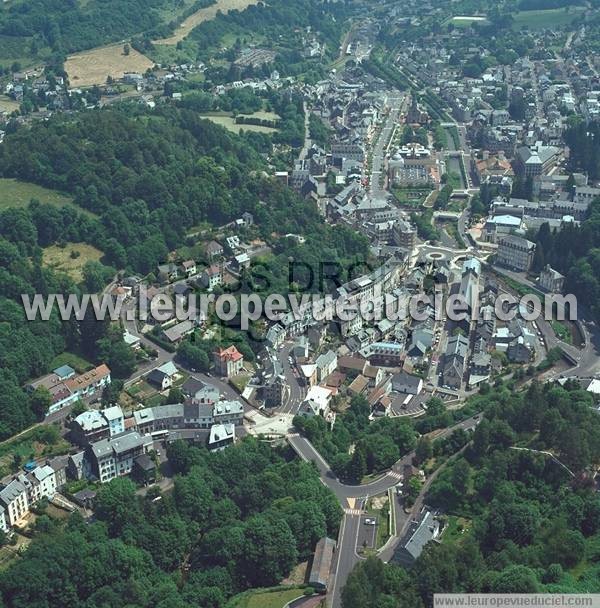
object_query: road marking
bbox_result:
[347,497,356,510]
[344,508,362,516]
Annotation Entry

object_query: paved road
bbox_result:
[288,413,481,608]
[276,343,306,415]
[369,95,405,200]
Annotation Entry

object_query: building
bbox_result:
[200,264,223,290]
[147,361,178,391]
[539,264,564,293]
[515,143,560,178]
[0,480,29,527]
[392,219,417,252]
[315,350,338,383]
[71,410,109,446]
[206,240,224,259]
[213,345,244,377]
[181,377,220,403]
[180,260,197,277]
[208,424,235,451]
[392,372,423,395]
[27,364,111,415]
[88,431,151,484]
[442,334,469,390]
[308,537,336,592]
[18,465,57,503]
[298,385,332,418]
[496,235,535,272]
[391,510,440,568]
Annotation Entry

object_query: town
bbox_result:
[0,1,599,607]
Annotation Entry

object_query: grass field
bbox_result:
[200,112,278,134]
[0,177,81,210]
[154,0,260,45]
[50,352,94,374]
[512,7,584,29]
[43,243,104,282]
[65,44,155,87]
[229,588,305,608]
[0,96,20,114]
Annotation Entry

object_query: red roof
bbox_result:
[215,345,243,363]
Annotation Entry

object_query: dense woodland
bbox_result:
[342,381,600,608]
[0,0,213,56]
[0,438,342,607]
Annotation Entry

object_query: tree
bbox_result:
[346,446,367,483]
[239,515,297,586]
[94,477,141,536]
[492,565,539,593]
[123,43,130,56]
[415,437,433,464]
[30,387,52,418]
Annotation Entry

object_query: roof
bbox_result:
[315,350,337,369]
[215,345,243,363]
[499,234,535,250]
[163,320,194,343]
[65,364,111,392]
[102,405,123,422]
[157,361,178,377]
[363,364,381,379]
[74,410,107,432]
[213,400,244,416]
[396,511,438,564]
[208,423,235,446]
[337,356,367,372]
[309,537,336,589]
[0,480,27,505]
[305,385,332,407]
[348,374,369,394]
[32,465,55,483]
[392,371,422,389]
[134,453,156,471]
[446,334,469,359]
[54,365,75,379]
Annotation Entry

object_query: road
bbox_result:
[369,94,405,200]
[276,343,306,415]
[288,414,481,607]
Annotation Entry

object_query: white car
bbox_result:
[364,518,376,525]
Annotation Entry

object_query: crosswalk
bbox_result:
[387,471,403,481]
[343,508,363,516]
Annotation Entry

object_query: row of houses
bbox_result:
[27,364,112,415]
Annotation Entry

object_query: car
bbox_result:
[364,518,376,525]
[473,415,480,420]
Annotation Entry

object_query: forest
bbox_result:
[0,437,342,607]
[342,380,600,608]
[0,0,213,56]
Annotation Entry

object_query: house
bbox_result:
[213,345,244,377]
[233,253,250,270]
[0,480,29,527]
[88,431,152,483]
[68,451,87,480]
[496,235,535,272]
[132,453,157,486]
[181,377,220,403]
[163,320,195,344]
[46,455,68,489]
[71,410,110,446]
[123,329,141,349]
[212,400,245,426]
[206,240,224,259]
[147,361,178,390]
[392,372,423,395]
[103,405,125,436]
[442,335,469,390]
[18,465,57,503]
[157,263,179,283]
[363,364,384,387]
[348,374,369,396]
[391,510,440,568]
[298,385,332,418]
[538,264,564,293]
[337,356,367,376]
[208,423,235,451]
[308,537,336,592]
[315,350,338,383]
[507,336,533,363]
[200,264,223,290]
[180,260,197,277]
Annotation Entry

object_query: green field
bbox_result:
[0,178,94,215]
[50,352,94,374]
[227,587,306,608]
[199,112,279,134]
[512,7,584,29]
[42,242,104,281]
